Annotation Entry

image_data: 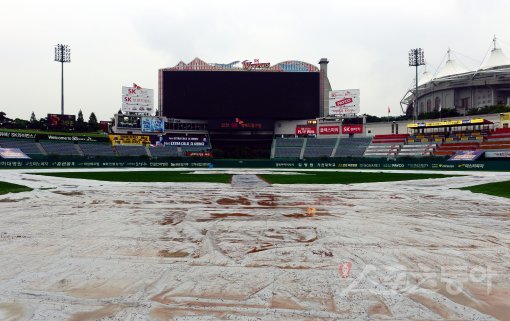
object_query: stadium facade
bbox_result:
[402,37,510,116]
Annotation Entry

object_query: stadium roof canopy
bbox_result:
[480,47,510,70]
[434,49,470,79]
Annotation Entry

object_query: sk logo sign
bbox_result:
[339,261,352,278]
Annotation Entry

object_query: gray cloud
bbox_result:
[1,0,509,121]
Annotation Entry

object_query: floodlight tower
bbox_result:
[54,44,71,115]
[408,48,425,122]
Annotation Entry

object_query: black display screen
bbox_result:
[161,71,320,120]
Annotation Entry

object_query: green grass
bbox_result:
[33,171,232,183]
[0,181,33,195]
[259,171,453,184]
[459,180,510,199]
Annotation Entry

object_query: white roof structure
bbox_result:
[434,48,470,79]
[480,42,510,70]
[418,70,433,86]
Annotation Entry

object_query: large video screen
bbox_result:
[161,71,320,120]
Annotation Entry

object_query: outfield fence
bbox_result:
[0,156,509,171]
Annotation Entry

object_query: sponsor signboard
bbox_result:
[296,125,317,135]
[185,151,212,157]
[485,151,510,158]
[209,118,273,131]
[319,125,340,135]
[0,131,108,142]
[141,117,165,133]
[99,121,110,133]
[448,150,484,161]
[160,134,209,147]
[329,89,360,115]
[408,118,485,128]
[342,124,364,134]
[242,59,271,70]
[108,134,151,146]
[47,114,76,129]
[0,148,30,159]
[122,84,154,114]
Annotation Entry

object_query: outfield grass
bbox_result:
[259,171,453,184]
[0,181,33,195]
[459,180,510,199]
[33,171,232,183]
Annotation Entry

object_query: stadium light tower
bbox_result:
[54,44,71,115]
[408,48,425,122]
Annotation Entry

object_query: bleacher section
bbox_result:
[0,139,45,155]
[479,128,510,155]
[114,145,148,157]
[434,142,480,156]
[148,145,179,158]
[303,138,336,158]
[272,137,372,159]
[364,134,407,157]
[273,138,304,158]
[78,142,116,157]
[398,143,437,157]
[333,137,371,157]
[40,141,82,156]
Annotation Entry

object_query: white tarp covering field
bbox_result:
[0,168,509,321]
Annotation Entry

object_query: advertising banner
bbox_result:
[185,151,213,157]
[329,89,360,115]
[342,124,364,134]
[141,117,165,133]
[319,125,340,135]
[448,150,484,161]
[0,131,108,142]
[408,118,485,128]
[209,118,273,131]
[296,125,317,135]
[108,134,151,146]
[122,85,154,114]
[0,148,30,159]
[47,114,76,129]
[161,134,209,147]
[485,151,510,158]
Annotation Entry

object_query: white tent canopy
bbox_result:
[480,47,510,70]
[434,49,470,79]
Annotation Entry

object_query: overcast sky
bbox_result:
[1,0,510,121]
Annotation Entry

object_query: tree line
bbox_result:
[0,110,100,132]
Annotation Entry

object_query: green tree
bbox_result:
[76,110,86,131]
[28,112,41,129]
[14,118,28,129]
[88,112,99,131]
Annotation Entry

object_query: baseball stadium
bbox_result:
[1,44,510,320]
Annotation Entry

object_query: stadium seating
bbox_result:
[273,137,372,159]
[273,138,304,158]
[148,145,179,158]
[397,143,436,157]
[40,141,83,156]
[303,138,336,158]
[114,145,149,157]
[363,134,407,157]
[0,139,45,155]
[333,137,371,157]
[433,142,480,156]
[78,142,116,157]
[479,128,510,154]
